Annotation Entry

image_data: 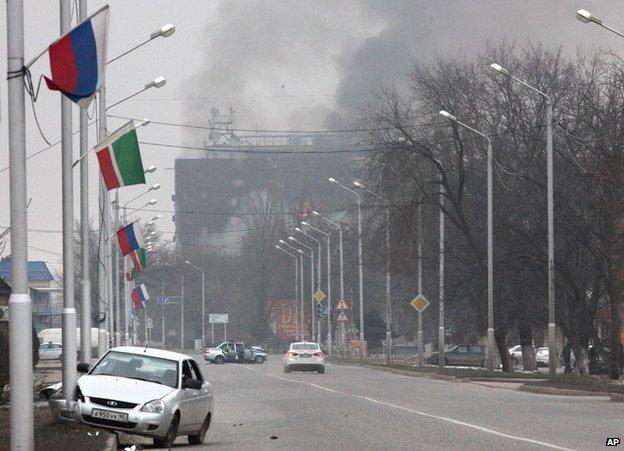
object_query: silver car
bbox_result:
[48,346,214,448]
[283,341,325,373]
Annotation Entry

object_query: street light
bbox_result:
[105,76,167,112]
[288,236,316,340]
[276,245,300,341]
[144,165,157,174]
[489,63,556,379]
[108,23,176,65]
[312,211,346,355]
[353,181,393,365]
[185,260,206,348]
[280,239,306,340]
[329,177,366,363]
[301,221,332,357]
[439,110,495,374]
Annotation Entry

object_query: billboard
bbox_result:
[269,299,297,340]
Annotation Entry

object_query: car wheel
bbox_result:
[444,357,449,366]
[318,366,325,374]
[480,359,486,367]
[254,355,265,364]
[284,366,291,374]
[188,412,211,445]
[154,412,179,448]
[214,355,225,364]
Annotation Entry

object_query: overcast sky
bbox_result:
[0,0,622,274]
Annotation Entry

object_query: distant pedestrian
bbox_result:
[563,342,572,373]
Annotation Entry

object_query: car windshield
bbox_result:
[91,351,179,388]
[292,343,319,351]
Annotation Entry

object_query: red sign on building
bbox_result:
[270,299,297,340]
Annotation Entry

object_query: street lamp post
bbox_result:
[489,63,556,380]
[439,110,495,374]
[288,237,315,340]
[302,221,332,357]
[276,245,300,341]
[313,211,345,354]
[329,177,365,363]
[185,261,206,348]
[280,239,306,340]
[295,227,322,344]
[353,181,393,365]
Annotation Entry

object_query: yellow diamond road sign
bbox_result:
[314,289,326,303]
[410,294,430,313]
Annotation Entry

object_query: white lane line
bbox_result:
[243,366,576,451]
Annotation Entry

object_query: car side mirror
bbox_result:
[183,378,203,390]
[77,363,90,373]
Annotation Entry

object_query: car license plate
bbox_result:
[300,354,311,358]
[91,408,128,422]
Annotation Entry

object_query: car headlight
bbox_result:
[50,387,63,399]
[140,399,165,414]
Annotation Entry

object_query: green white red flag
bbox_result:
[95,121,146,190]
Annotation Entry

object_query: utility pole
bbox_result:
[60,0,78,406]
[161,283,165,349]
[7,0,35,447]
[180,273,184,348]
[113,194,120,346]
[439,182,446,368]
[79,0,92,365]
[417,203,424,368]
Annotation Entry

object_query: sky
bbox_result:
[0,0,623,274]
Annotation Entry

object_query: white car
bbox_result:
[39,341,63,360]
[508,345,523,365]
[536,347,549,366]
[47,346,214,448]
[283,342,325,374]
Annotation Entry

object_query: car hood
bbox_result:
[78,375,175,404]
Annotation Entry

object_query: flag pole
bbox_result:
[60,0,78,409]
[7,0,35,448]
[97,82,110,357]
[78,0,92,366]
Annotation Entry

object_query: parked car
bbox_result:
[39,341,63,361]
[45,346,214,448]
[508,345,523,366]
[204,340,267,364]
[536,347,549,367]
[283,341,325,374]
[427,344,486,367]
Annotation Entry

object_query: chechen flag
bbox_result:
[95,121,146,191]
[125,248,147,281]
[131,284,149,311]
[117,221,144,256]
[44,5,109,107]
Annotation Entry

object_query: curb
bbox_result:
[518,384,613,398]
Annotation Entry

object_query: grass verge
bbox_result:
[524,374,624,394]
[0,405,113,450]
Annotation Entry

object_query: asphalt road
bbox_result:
[131,353,622,451]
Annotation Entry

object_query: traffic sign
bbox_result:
[146,318,154,328]
[209,313,229,324]
[336,299,349,310]
[410,294,430,313]
[313,289,326,303]
[336,312,349,322]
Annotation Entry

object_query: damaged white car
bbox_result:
[43,346,213,448]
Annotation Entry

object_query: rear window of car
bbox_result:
[292,343,319,351]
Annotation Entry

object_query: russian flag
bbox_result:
[116,221,144,256]
[44,5,109,108]
[131,284,149,311]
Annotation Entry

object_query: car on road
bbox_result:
[39,341,63,361]
[204,340,267,364]
[426,344,486,367]
[283,341,325,374]
[47,346,214,448]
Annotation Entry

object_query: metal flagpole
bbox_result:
[97,84,109,357]
[417,203,423,368]
[79,0,92,365]
[439,181,446,368]
[60,0,78,407]
[113,193,121,346]
[180,273,184,348]
[7,0,35,447]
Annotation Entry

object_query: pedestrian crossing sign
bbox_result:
[337,312,349,322]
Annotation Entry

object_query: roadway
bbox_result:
[132,352,621,450]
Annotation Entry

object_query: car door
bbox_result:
[178,360,198,432]
[50,343,62,360]
[454,345,470,365]
[189,359,211,422]
[469,346,484,366]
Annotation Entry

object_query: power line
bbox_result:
[139,140,374,154]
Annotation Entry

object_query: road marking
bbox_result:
[244,366,576,451]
